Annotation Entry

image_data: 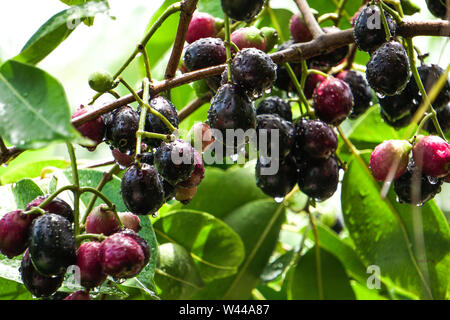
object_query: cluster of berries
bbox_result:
[0,195,148,299]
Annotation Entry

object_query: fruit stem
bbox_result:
[139,46,153,83]
[378,2,392,41]
[317,13,338,24]
[32,185,80,213]
[381,2,403,23]
[335,0,348,26]
[284,62,310,115]
[413,113,434,137]
[80,187,123,228]
[137,131,175,142]
[66,142,81,236]
[307,69,329,78]
[136,78,151,161]
[224,14,234,83]
[76,233,106,244]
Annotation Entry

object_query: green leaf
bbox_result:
[12,179,44,210]
[197,0,224,17]
[256,8,293,43]
[0,60,80,149]
[0,159,69,185]
[342,152,450,299]
[14,1,109,65]
[260,250,295,283]
[154,242,204,299]
[193,199,285,299]
[0,277,33,300]
[287,246,356,300]
[134,216,158,293]
[154,210,245,282]
[350,281,388,300]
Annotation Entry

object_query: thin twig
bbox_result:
[179,93,212,122]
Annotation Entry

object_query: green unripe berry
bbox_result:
[88,70,114,93]
[260,27,278,52]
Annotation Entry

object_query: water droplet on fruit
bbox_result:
[427,176,440,184]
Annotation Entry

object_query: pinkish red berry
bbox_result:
[290,12,313,43]
[304,71,326,99]
[231,26,266,51]
[412,135,450,178]
[64,290,91,300]
[313,77,354,125]
[85,205,120,236]
[369,140,412,181]
[77,241,106,289]
[187,122,215,153]
[26,195,74,223]
[118,212,141,233]
[72,105,105,151]
[186,12,218,44]
[112,148,135,168]
[0,210,35,258]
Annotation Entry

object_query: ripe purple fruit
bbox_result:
[0,210,34,258]
[425,0,447,19]
[353,5,397,53]
[412,64,450,111]
[76,241,106,289]
[313,77,354,125]
[255,155,298,198]
[293,119,337,160]
[256,114,295,159]
[256,96,292,122]
[366,41,410,96]
[231,26,266,51]
[104,106,139,153]
[26,195,74,223]
[289,12,313,43]
[221,0,264,21]
[336,70,373,119]
[369,140,411,181]
[85,205,120,236]
[121,164,165,215]
[424,104,450,134]
[308,27,349,69]
[412,135,450,178]
[20,249,64,297]
[186,12,218,44]
[154,140,196,185]
[72,106,105,151]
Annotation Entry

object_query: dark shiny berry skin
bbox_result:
[424,104,450,134]
[154,140,196,185]
[162,179,176,202]
[336,70,373,118]
[366,41,410,96]
[179,150,205,188]
[274,41,302,92]
[293,119,337,160]
[0,210,35,258]
[380,108,416,129]
[64,290,91,300]
[290,12,312,43]
[140,151,155,165]
[308,27,349,69]
[20,250,64,298]
[208,83,257,143]
[256,114,295,159]
[99,232,146,279]
[394,160,443,205]
[256,96,292,121]
[221,0,264,21]
[304,71,326,99]
[105,106,139,153]
[425,0,447,19]
[231,48,277,97]
[76,241,106,289]
[313,77,354,125]
[297,156,340,201]
[26,196,74,223]
[72,106,105,151]
[85,205,120,236]
[353,5,397,53]
[29,214,76,276]
[412,64,450,111]
[141,96,179,148]
[256,155,298,198]
[121,164,165,215]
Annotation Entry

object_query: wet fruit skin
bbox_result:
[29,214,77,276]
[304,71,326,99]
[118,212,141,233]
[394,160,443,205]
[290,12,313,43]
[256,96,292,122]
[425,0,447,19]
[293,119,337,160]
[336,70,373,119]
[186,12,217,44]
[112,148,135,168]
[313,77,354,125]
[64,290,91,300]
[412,135,450,178]
[119,229,151,267]
[365,41,410,96]
[207,83,257,142]
[256,114,295,159]
[297,156,340,201]
[424,104,450,134]
[221,0,264,21]
[179,150,205,188]
[141,96,179,148]
[231,26,266,51]
[20,249,64,298]
[369,140,411,181]
[99,232,146,279]
[104,106,140,153]
[72,106,105,151]
[412,64,450,111]
[121,164,165,215]
[154,140,196,185]
[85,205,120,236]
[308,27,349,69]
[26,196,74,223]
[231,48,277,96]
[76,241,106,289]
[353,5,397,53]
[0,210,35,258]
[162,179,176,202]
[256,155,298,198]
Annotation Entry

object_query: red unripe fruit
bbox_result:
[230,26,266,51]
[370,140,411,181]
[85,205,120,236]
[112,148,135,168]
[64,290,91,300]
[412,135,450,178]
[0,210,35,258]
[289,13,313,43]
[77,241,106,289]
[175,186,198,205]
[304,71,326,99]
[118,212,141,233]
[179,150,205,188]
[26,195,74,222]
[187,122,215,153]
[186,12,217,44]
[72,105,105,151]
[313,77,354,125]
[99,232,146,279]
